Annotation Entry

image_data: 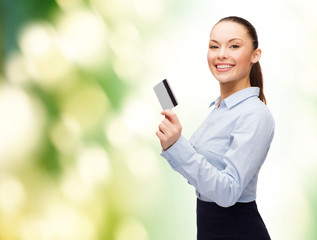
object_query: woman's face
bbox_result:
[207,21,260,85]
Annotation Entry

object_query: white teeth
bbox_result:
[216,65,233,69]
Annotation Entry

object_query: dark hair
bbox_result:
[217,16,266,104]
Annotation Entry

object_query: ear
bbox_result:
[251,48,262,64]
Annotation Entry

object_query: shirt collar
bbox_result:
[209,87,260,109]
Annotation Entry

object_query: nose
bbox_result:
[218,47,228,60]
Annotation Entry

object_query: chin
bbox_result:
[215,77,235,84]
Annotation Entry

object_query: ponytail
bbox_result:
[250,62,266,104]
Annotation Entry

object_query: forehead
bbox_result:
[210,21,249,41]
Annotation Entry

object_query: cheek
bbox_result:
[242,55,253,66]
[234,51,253,67]
[207,52,215,67]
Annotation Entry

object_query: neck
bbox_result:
[219,78,251,101]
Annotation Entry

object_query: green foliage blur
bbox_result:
[0,0,196,239]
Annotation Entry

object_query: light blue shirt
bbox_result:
[161,87,275,207]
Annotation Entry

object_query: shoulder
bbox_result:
[237,96,275,127]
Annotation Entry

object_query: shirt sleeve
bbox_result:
[160,109,275,207]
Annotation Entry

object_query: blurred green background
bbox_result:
[0,0,317,239]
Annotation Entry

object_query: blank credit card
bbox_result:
[153,79,178,110]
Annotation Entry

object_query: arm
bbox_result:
[157,110,275,207]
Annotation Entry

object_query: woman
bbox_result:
[156,16,274,240]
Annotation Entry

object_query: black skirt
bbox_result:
[196,198,271,240]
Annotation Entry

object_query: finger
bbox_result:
[158,122,168,134]
[156,130,164,139]
[161,110,179,124]
[162,118,173,128]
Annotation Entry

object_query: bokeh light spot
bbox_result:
[0,176,26,213]
[115,217,149,240]
[45,203,96,240]
[0,85,43,167]
[19,22,71,86]
[77,146,111,186]
[62,85,108,132]
[50,115,82,155]
[104,115,133,147]
[124,144,159,181]
[5,52,29,84]
[57,9,108,69]
[61,169,93,203]
[109,21,143,82]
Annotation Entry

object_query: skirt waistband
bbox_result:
[197,198,257,209]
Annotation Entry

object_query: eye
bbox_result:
[230,44,240,49]
[209,45,219,49]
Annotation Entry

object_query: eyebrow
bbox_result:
[209,38,244,43]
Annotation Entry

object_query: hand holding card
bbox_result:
[153,79,178,110]
[156,109,182,151]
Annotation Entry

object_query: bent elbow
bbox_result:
[197,173,243,207]
[215,197,238,208]
[213,180,241,208]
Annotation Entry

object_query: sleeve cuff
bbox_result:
[160,135,195,169]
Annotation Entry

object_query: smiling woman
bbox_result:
[156,16,274,240]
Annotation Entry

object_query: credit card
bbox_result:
[153,79,178,110]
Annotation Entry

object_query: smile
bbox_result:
[216,65,233,69]
[215,64,235,72]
